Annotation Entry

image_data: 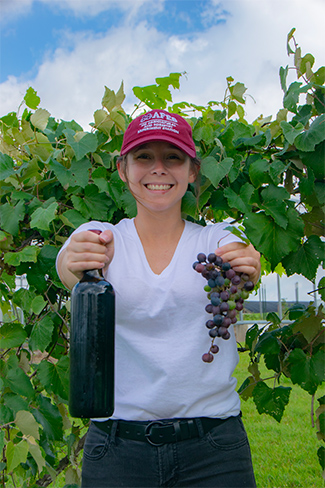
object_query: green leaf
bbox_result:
[224,226,250,245]
[266,312,281,326]
[32,395,63,441]
[286,27,296,55]
[229,82,247,103]
[252,382,291,422]
[6,440,29,473]
[24,87,40,109]
[31,296,47,315]
[260,185,291,229]
[318,277,325,302]
[37,356,69,400]
[292,305,324,343]
[5,366,34,399]
[244,207,304,270]
[283,82,302,113]
[224,185,252,214]
[64,129,98,161]
[0,200,25,236]
[49,157,91,189]
[30,108,50,131]
[279,65,288,92]
[245,323,264,352]
[0,323,27,349]
[28,441,46,473]
[280,121,304,144]
[12,288,35,313]
[30,201,58,231]
[15,410,40,440]
[181,191,197,218]
[286,348,324,394]
[317,446,325,471]
[248,159,270,187]
[300,140,324,179]
[29,315,54,352]
[0,153,15,179]
[3,393,29,416]
[282,235,325,280]
[254,331,281,355]
[201,157,233,189]
[238,376,256,400]
[295,114,325,151]
[60,209,88,229]
[102,86,117,112]
[4,246,39,266]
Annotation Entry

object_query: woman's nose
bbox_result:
[150,158,167,174]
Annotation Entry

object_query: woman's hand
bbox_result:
[57,229,114,289]
[215,242,261,285]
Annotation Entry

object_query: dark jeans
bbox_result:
[81,415,256,487]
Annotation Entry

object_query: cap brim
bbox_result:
[121,133,196,158]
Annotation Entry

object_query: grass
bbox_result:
[234,351,325,488]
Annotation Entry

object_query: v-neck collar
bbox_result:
[130,218,188,277]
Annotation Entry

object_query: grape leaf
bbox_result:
[24,87,40,109]
[282,235,325,280]
[200,157,233,189]
[252,382,291,422]
[29,316,54,352]
[37,356,69,400]
[32,395,63,441]
[5,366,34,399]
[64,129,98,161]
[30,202,58,231]
[286,348,324,394]
[0,201,25,236]
[295,114,325,151]
[0,153,14,179]
[244,207,304,270]
[0,323,27,349]
[15,410,40,440]
[292,305,325,343]
[6,440,29,473]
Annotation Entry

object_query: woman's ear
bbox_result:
[117,159,127,182]
[188,165,199,184]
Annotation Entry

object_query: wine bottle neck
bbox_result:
[83,269,102,279]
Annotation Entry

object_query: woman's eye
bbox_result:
[136,153,151,160]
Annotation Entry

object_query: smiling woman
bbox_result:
[56,108,261,487]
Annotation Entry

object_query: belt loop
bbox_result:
[194,418,205,438]
[173,421,182,441]
[109,420,118,445]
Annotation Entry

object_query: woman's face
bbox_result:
[117,141,197,215]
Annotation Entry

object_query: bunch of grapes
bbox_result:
[192,252,255,363]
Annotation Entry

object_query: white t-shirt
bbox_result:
[57,218,243,421]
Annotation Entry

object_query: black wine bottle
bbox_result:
[69,230,115,418]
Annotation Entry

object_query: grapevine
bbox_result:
[193,252,255,362]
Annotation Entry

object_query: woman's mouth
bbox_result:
[145,184,173,191]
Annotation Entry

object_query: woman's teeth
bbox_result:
[146,184,172,190]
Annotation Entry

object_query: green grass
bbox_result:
[234,351,325,488]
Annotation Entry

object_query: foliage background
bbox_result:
[0,29,324,487]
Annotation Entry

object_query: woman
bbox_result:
[57,109,260,487]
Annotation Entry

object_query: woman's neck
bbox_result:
[134,207,184,243]
[134,208,185,274]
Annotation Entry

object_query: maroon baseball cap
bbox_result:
[120,110,196,158]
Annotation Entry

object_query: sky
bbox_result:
[0,0,324,304]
